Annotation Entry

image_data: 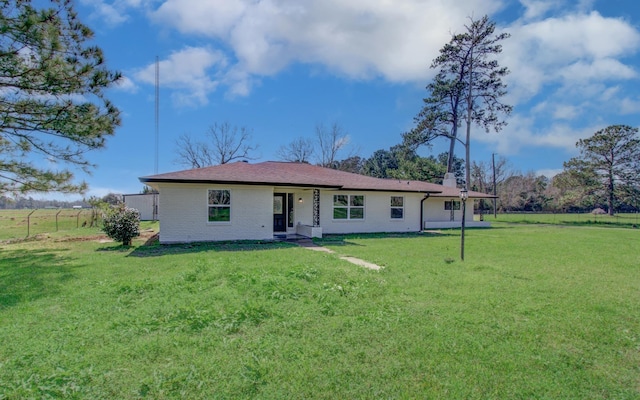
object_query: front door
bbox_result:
[273,193,286,232]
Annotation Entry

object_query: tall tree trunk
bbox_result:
[447,131,456,173]
[608,170,615,216]
[465,45,474,189]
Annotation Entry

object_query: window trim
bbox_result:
[390,196,404,220]
[333,194,365,221]
[207,189,231,224]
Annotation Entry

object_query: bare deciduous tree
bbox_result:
[175,122,258,168]
[175,134,213,168]
[470,155,512,193]
[276,137,315,163]
[316,122,351,167]
[471,155,513,214]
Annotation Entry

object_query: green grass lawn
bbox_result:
[0,209,99,240]
[482,211,640,228]
[0,222,638,398]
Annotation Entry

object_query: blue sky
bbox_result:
[45,0,640,200]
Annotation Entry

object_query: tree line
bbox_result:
[174,118,640,216]
[0,192,123,210]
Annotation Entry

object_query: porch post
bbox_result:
[313,189,320,227]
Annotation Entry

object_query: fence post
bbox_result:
[56,209,62,231]
[26,209,36,238]
[76,210,82,228]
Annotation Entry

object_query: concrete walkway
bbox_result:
[297,240,383,271]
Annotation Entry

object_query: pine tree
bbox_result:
[563,125,640,216]
[0,0,121,194]
[404,15,511,188]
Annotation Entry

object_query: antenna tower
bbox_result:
[152,57,160,221]
[154,56,159,174]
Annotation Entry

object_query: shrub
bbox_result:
[102,205,140,246]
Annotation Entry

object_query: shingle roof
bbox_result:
[140,161,494,198]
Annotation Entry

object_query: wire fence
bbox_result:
[0,208,103,240]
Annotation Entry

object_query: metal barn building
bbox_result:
[123,193,158,221]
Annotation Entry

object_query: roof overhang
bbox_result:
[139,177,442,194]
[139,177,343,190]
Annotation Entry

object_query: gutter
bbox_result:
[419,193,430,231]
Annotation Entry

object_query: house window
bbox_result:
[390,196,404,219]
[333,194,364,220]
[208,189,231,222]
[444,200,460,211]
[287,193,294,228]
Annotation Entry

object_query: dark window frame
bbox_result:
[333,194,365,220]
[208,189,231,223]
[390,196,404,219]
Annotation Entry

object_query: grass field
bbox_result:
[0,215,639,398]
[0,209,99,240]
[484,211,640,228]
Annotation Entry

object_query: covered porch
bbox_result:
[422,196,492,229]
[272,187,324,239]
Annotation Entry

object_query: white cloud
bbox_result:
[133,0,640,114]
[134,47,227,106]
[535,168,563,178]
[552,104,581,120]
[576,0,597,13]
[80,0,130,26]
[152,0,246,37]
[474,115,603,155]
[620,97,640,115]
[96,2,128,25]
[502,11,640,101]
[516,81,640,133]
[531,100,583,120]
[600,86,620,102]
[223,68,256,97]
[114,76,138,93]
[526,12,637,60]
[519,0,558,20]
[80,0,161,25]
[151,0,504,88]
[559,58,636,82]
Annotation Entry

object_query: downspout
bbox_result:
[419,193,430,232]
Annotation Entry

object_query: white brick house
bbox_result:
[140,161,493,244]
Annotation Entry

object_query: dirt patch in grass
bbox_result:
[57,229,158,244]
[0,229,158,245]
